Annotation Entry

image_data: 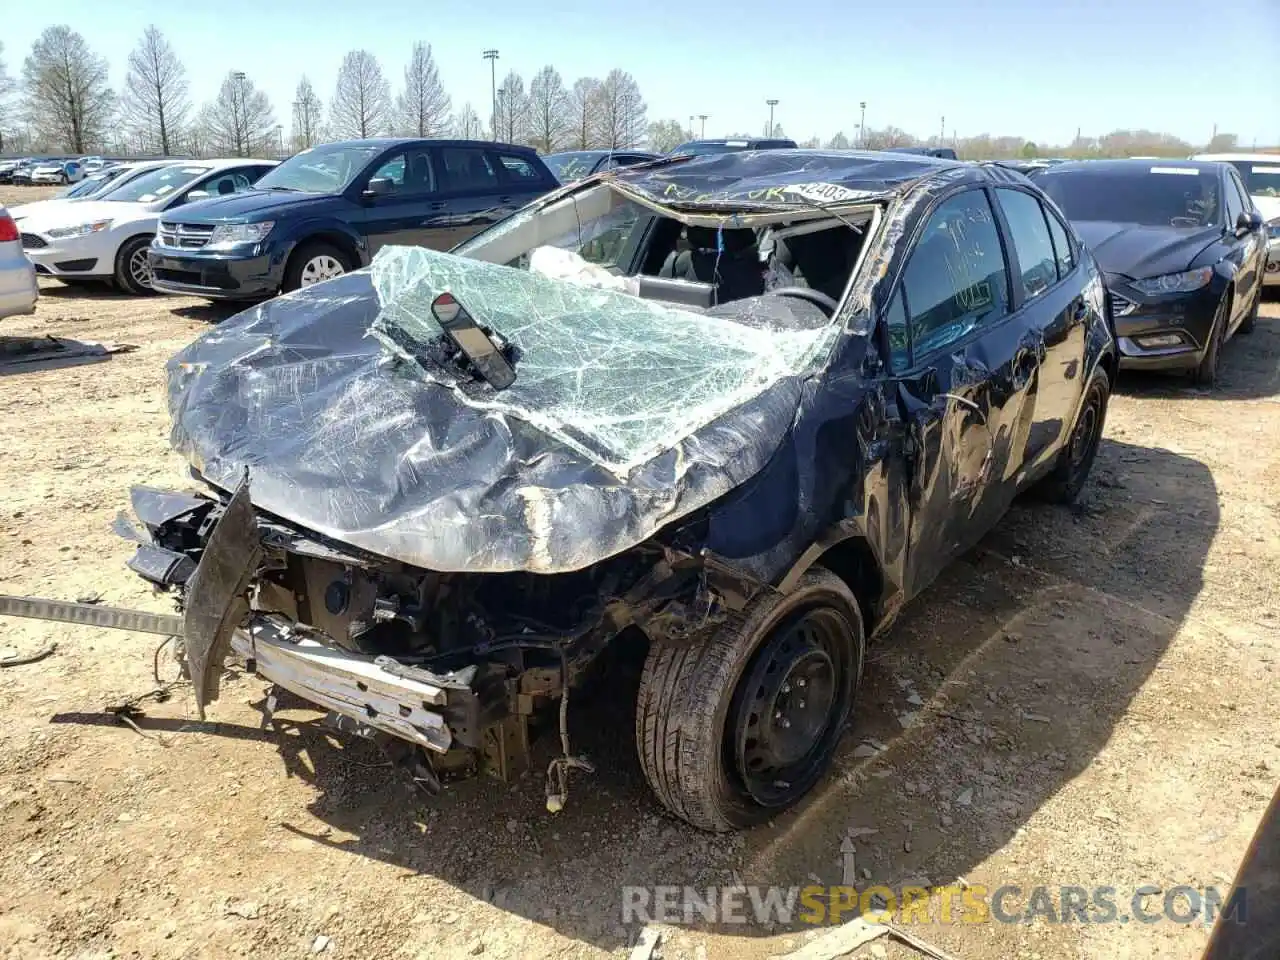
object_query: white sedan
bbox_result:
[30,161,83,185]
[9,160,186,226]
[18,158,277,294]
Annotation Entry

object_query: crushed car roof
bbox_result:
[606,149,1021,209]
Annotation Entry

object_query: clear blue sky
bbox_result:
[5,0,1280,146]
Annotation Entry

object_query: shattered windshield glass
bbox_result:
[370,236,838,473]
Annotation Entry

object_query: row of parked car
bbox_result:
[1,138,1276,834]
[2,138,1277,384]
[0,154,113,186]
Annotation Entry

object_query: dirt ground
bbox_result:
[1,183,1278,960]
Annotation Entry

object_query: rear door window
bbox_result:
[900,189,1010,359]
[437,147,500,193]
[495,154,541,183]
[995,188,1059,300]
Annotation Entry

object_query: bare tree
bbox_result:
[204,71,276,156]
[826,131,850,149]
[452,102,482,139]
[291,75,323,150]
[495,70,528,144]
[120,26,188,155]
[646,118,684,153]
[0,42,14,151]
[396,42,450,137]
[525,65,569,153]
[567,77,599,149]
[22,26,116,153]
[594,69,646,149]
[330,50,390,139]
[186,105,213,158]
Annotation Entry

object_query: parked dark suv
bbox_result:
[148,138,558,300]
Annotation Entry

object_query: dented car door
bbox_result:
[885,187,1039,599]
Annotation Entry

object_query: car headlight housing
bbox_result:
[45,219,113,239]
[207,221,274,248]
[1267,217,1280,240]
[1131,267,1213,296]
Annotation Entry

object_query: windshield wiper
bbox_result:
[260,185,302,192]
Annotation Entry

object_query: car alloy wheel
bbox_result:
[129,245,154,290]
[299,254,346,286]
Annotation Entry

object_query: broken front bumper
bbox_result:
[141,476,495,757]
[230,616,453,754]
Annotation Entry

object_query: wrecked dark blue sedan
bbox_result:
[6,151,1117,831]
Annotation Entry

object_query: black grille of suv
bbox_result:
[157,222,215,250]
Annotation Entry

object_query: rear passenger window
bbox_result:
[901,190,1009,357]
[1044,208,1075,280]
[438,148,499,191]
[497,154,540,181]
[995,188,1058,300]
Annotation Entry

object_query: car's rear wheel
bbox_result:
[113,236,157,296]
[1239,287,1261,335]
[283,242,352,293]
[636,567,864,832]
[1192,294,1230,387]
[1036,364,1110,505]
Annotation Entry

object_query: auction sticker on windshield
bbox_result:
[1149,167,1199,175]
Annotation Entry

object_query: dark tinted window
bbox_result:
[369,149,435,194]
[1228,171,1253,216]
[497,154,540,181]
[884,289,909,372]
[1044,207,1075,280]
[1038,166,1222,228]
[437,148,499,191]
[902,190,1009,357]
[995,188,1058,300]
[1224,171,1246,225]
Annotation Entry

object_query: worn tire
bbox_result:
[1192,294,1230,387]
[1239,288,1260,335]
[113,235,157,296]
[636,567,865,832]
[282,241,352,294]
[1036,365,1110,505]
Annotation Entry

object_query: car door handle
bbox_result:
[428,201,446,211]
[498,195,514,204]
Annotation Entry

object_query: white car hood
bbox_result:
[9,198,79,222]
[23,200,152,233]
[1252,195,1280,222]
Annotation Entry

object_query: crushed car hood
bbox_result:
[166,249,836,574]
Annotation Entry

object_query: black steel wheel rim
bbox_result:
[1069,391,1100,470]
[730,606,852,808]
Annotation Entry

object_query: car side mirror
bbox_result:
[1237,210,1263,235]
[362,177,393,200]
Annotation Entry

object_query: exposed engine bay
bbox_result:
[123,473,755,805]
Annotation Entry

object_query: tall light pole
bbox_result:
[859,101,866,148]
[698,114,708,137]
[766,99,779,138]
[688,115,695,139]
[483,50,500,140]
[940,115,946,143]
[232,71,248,156]
[497,86,507,142]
